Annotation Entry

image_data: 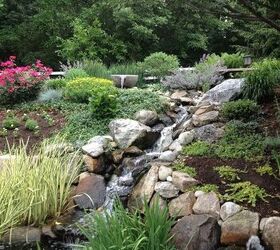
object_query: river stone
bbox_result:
[82,136,112,157]
[194,105,215,116]
[155,181,179,198]
[177,131,194,145]
[83,155,105,174]
[150,193,168,211]
[153,126,174,152]
[172,171,199,192]
[2,227,41,244]
[74,174,106,209]
[220,202,242,221]
[169,192,196,217]
[195,190,205,197]
[135,110,158,126]
[193,124,224,142]
[170,90,187,100]
[109,119,158,149]
[169,141,183,152]
[159,150,178,162]
[171,214,220,250]
[128,165,159,210]
[198,78,245,105]
[262,217,280,250]
[221,210,260,245]
[192,111,219,127]
[193,192,220,218]
[159,166,173,181]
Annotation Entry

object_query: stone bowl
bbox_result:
[111,75,139,88]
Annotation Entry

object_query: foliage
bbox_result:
[183,141,212,157]
[255,164,275,177]
[64,77,114,103]
[140,52,179,78]
[242,59,280,102]
[214,166,243,182]
[25,118,39,131]
[0,139,81,237]
[264,136,280,151]
[224,181,268,207]
[2,111,20,130]
[172,163,197,178]
[110,63,142,75]
[44,78,67,89]
[273,153,280,177]
[38,89,63,102]
[221,52,244,68]
[89,85,119,118]
[64,68,88,81]
[192,184,219,194]
[0,56,52,105]
[81,61,110,79]
[221,99,260,121]
[78,199,175,250]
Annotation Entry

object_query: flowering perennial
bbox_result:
[0,56,52,104]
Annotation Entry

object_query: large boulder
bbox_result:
[109,119,158,149]
[128,165,159,210]
[193,192,220,218]
[261,217,280,250]
[221,210,259,245]
[169,192,196,217]
[135,110,158,126]
[74,174,106,209]
[171,214,220,250]
[198,78,245,105]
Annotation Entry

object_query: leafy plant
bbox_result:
[264,136,280,151]
[255,164,275,177]
[192,184,220,194]
[172,163,197,177]
[224,181,268,207]
[183,141,212,157]
[0,128,8,137]
[38,89,63,102]
[242,59,280,102]
[140,52,179,79]
[221,99,259,121]
[110,63,142,75]
[78,199,175,250]
[2,112,20,130]
[81,60,110,79]
[0,139,81,237]
[64,77,114,103]
[25,118,39,131]
[221,52,244,68]
[44,78,67,89]
[64,68,89,81]
[214,165,244,181]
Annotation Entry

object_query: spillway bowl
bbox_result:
[111,75,139,88]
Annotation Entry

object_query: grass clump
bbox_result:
[78,199,175,250]
[172,163,197,177]
[183,141,212,157]
[214,166,244,182]
[224,181,268,207]
[64,68,89,81]
[25,118,39,131]
[0,139,81,237]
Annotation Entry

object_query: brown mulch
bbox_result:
[0,109,65,152]
[183,156,280,217]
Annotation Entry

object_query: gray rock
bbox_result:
[177,131,194,145]
[172,171,199,192]
[83,155,105,174]
[159,150,178,162]
[169,141,183,152]
[194,105,215,115]
[150,193,168,211]
[135,110,158,126]
[158,166,173,181]
[193,124,224,143]
[220,202,242,221]
[170,90,188,100]
[169,192,196,217]
[192,111,219,127]
[82,136,112,157]
[155,181,179,198]
[198,78,245,105]
[262,217,280,250]
[171,214,220,250]
[193,192,220,218]
[153,126,174,152]
[128,165,159,210]
[195,190,205,197]
[2,227,41,244]
[221,210,260,245]
[109,119,158,149]
[74,174,106,209]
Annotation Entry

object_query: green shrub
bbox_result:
[110,63,142,75]
[89,85,119,118]
[44,78,67,89]
[64,68,89,81]
[221,99,260,121]
[25,119,39,131]
[78,200,175,250]
[183,141,212,157]
[2,113,20,130]
[140,52,179,78]
[221,52,244,68]
[81,60,110,79]
[64,77,114,103]
[172,163,197,177]
[0,139,81,237]
[224,181,268,207]
[243,59,280,102]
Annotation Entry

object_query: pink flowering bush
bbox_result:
[0,56,52,105]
